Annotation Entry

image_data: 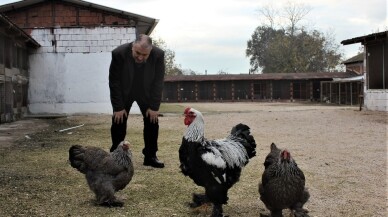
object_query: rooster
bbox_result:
[69,141,134,207]
[259,143,310,217]
[179,107,256,217]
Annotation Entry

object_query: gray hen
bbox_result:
[259,143,310,217]
[69,141,134,207]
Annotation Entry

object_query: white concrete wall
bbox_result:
[28,27,140,114]
[364,90,388,112]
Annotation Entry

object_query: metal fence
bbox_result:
[320,81,363,105]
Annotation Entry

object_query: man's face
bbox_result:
[132,43,151,64]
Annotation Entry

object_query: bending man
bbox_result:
[109,34,165,168]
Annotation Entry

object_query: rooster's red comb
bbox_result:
[184,107,191,114]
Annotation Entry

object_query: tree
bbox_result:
[152,37,183,76]
[218,69,229,75]
[246,26,284,73]
[182,69,197,75]
[282,1,311,36]
[247,2,342,73]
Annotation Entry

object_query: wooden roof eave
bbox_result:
[0,13,40,48]
[341,31,388,45]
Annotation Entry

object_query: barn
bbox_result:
[162,72,358,102]
[342,52,364,74]
[0,13,40,123]
[341,31,388,111]
[0,0,158,117]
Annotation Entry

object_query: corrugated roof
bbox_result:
[0,13,40,48]
[0,0,158,35]
[342,52,364,64]
[333,75,364,82]
[341,31,388,45]
[164,72,358,82]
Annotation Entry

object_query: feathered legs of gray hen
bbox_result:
[98,196,124,207]
[90,180,124,207]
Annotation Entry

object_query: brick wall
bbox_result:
[4,1,132,28]
[30,26,135,54]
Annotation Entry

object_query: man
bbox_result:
[109,34,165,168]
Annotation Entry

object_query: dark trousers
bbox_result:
[110,101,159,158]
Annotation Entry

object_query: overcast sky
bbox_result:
[1,0,387,74]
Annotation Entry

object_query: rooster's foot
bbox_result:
[189,193,209,208]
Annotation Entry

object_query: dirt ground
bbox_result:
[0,102,387,217]
[0,118,50,148]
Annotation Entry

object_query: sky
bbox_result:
[1,0,387,74]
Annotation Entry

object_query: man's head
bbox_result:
[132,34,153,64]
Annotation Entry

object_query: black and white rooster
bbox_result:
[179,107,256,217]
[259,143,310,217]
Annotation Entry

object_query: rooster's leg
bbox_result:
[270,210,283,217]
[189,193,209,208]
[211,203,224,217]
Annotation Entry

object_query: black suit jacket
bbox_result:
[109,42,165,112]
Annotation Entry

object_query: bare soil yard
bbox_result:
[0,102,386,217]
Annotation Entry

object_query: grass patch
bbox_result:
[159,103,186,114]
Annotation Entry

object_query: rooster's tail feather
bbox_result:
[69,145,87,173]
[231,123,256,158]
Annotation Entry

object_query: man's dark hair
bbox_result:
[135,34,153,47]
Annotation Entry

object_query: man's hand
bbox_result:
[113,109,128,124]
[146,108,159,124]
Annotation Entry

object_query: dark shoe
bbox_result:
[143,157,165,168]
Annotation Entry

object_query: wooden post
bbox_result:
[251,82,254,101]
[213,82,216,101]
[177,83,181,102]
[231,82,234,101]
[195,82,198,102]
